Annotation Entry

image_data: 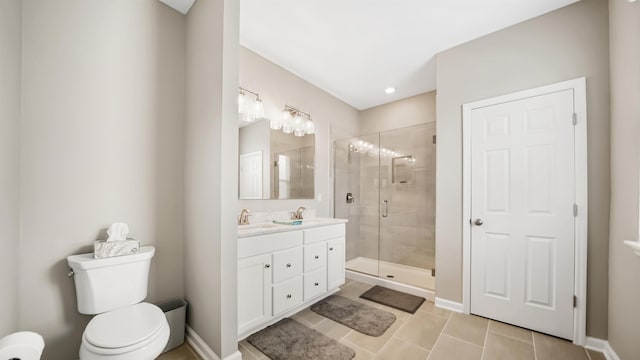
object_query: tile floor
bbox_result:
[157,343,201,360]
[237,279,605,360]
[158,279,604,360]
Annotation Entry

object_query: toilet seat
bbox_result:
[82,302,168,356]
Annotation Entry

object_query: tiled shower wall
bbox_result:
[335,122,436,271]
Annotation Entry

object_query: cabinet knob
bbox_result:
[265,264,271,268]
[286,294,292,299]
[314,255,319,259]
[329,247,334,251]
[286,263,292,268]
[314,282,319,286]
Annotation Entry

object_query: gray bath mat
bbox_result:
[310,295,396,337]
[359,285,425,314]
[247,318,355,360]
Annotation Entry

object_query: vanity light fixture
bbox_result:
[271,105,314,137]
[238,86,264,123]
[385,87,396,94]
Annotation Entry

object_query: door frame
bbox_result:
[461,78,588,345]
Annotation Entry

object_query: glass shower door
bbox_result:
[378,124,435,289]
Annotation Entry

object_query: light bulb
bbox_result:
[281,110,293,133]
[293,114,304,130]
[254,98,264,119]
[238,92,245,114]
[305,119,315,134]
[270,117,282,130]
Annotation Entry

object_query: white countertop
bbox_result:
[237,217,348,238]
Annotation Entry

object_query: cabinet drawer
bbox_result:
[238,231,302,259]
[304,224,345,244]
[272,276,303,316]
[304,242,327,272]
[304,268,327,301]
[273,247,303,283]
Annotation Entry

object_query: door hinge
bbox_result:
[572,113,578,126]
[432,135,437,144]
[431,268,436,277]
[573,204,578,217]
[573,295,578,308]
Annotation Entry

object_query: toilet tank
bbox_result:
[67,246,155,314]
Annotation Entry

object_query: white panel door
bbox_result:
[239,151,263,199]
[470,89,575,339]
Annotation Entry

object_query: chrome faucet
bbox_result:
[292,206,306,220]
[238,208,252,225]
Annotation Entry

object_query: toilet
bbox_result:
[67,246,170,360]
[0,331,45,360]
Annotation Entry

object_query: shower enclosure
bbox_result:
[334,123,435,291]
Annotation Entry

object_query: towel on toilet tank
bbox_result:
[93,222,140,259]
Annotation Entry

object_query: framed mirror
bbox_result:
[239,119,315,199]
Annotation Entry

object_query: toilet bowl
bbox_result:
[79,303,170,360]
[0,331,45,360]
[67,247,170,359]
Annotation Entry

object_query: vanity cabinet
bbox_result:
[237,222,346,338]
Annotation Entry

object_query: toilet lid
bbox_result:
[84,303,165,349]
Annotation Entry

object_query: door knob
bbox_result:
[474,219,483,226]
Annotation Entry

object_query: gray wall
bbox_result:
[19,1,185,358]
[184,0,240,357]
[0,0,21,337]
[435,0,610,338]
[607,1,640,358]
[359,92,436,135]
[238,47,360,217]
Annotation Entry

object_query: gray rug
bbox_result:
[247,318,355,360]
[359,285,425,314]
[310,295,396,337]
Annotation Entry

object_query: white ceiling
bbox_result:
[240,0,578,110]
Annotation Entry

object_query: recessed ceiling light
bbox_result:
[385,87,396,94]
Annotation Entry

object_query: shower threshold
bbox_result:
[346,256,435,291]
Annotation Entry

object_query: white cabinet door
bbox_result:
[272,247,303,283]
[327,237,345,290]
[238,254,272,335]
[304,267,327,301]
[470,89,575,340]
[304,242,327,272]
[273,277,303,316]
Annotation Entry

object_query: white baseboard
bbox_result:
[186,325,220,360]
[223,351,243,360]
[435,297,464,313]
[585,337,621,360]
[186,325,242,360]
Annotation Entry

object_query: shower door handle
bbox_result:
[382,200,389,218]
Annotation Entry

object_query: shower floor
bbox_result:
[346,256,435,290]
